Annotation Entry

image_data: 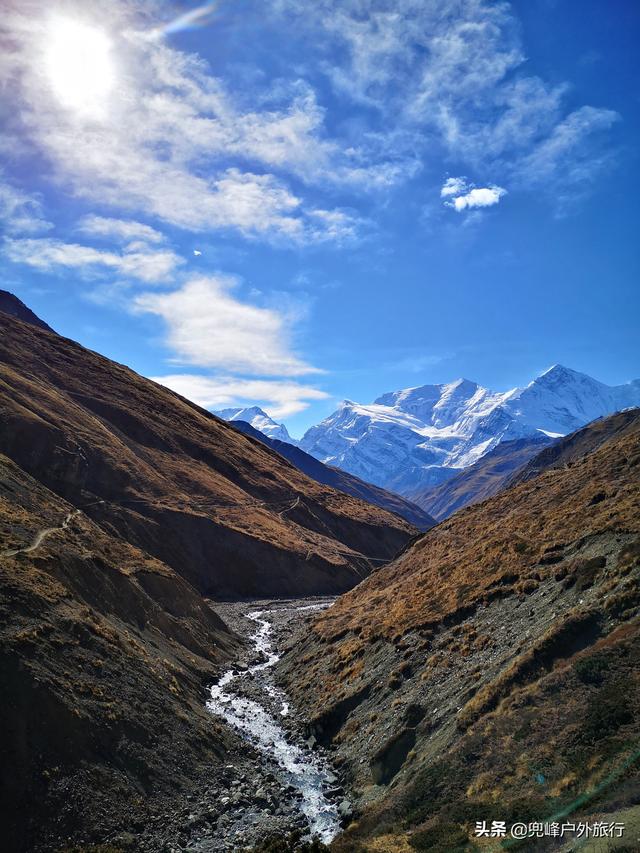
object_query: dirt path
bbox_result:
[1,509,80,557]
[278,496,301,518]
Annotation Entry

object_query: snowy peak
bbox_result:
[373,379,490,430]
[215,406,296,445]
[505,365,639,437]
[299,366,640,496]
[538,363,588,381]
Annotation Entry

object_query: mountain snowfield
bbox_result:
[215,406,298,445]
[297,365,640,496]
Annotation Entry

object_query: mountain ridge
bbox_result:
[215,405,297,445]
[298,365,640,497]
[410,433,554,520]
[0,299,418,851]
[229,418,435,530]
[0,289,55,333]
[0,310,416,599]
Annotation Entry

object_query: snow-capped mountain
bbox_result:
[299,366,640,496]
[215,406,297,445]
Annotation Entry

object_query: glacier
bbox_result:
[298,365,640,497]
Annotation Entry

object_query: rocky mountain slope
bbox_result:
[0,451,240,852]
[277,409,640,851]
[230,419,435,531]
[411,434,553,520]
[0,289,55,332]
[0,310,417,599]
[216,405,297,445]
[299,366,640,497]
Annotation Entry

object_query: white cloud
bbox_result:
[441,178,506,212]
[305,208,363,245]
[273,0,619,207]
[274,1,522,115]
[0,0,622,252]
[446,185,507,212]
[78,214,165,244]
[0,178,52,234]
[151,373,329,419]
[519,106,620,188]
[0,5,370,245]
[134,276,321,377]
[440,176,468,198]
[3,237,183,283]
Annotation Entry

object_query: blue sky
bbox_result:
[1,0,638,438]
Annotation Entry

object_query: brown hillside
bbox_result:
[410,434,553,521]
[231,418,435,530]
[510,406,640,486]
[277,409,640,851]
[0,453,239,852]
[0,312,416,598]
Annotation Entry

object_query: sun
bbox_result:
[45,17,115,118]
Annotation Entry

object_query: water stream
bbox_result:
[206,603,341,844]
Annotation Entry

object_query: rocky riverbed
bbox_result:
[116,597,348,853]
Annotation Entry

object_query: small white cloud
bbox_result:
[134,275,321,377]
[150,374,329,419]
[443,184,507,212]
[440,176,468,197]
[3,237,183,283]
[78,214,165,244]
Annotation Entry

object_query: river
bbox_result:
[206,601,343,844]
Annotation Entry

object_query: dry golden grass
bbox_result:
[313,411,640,646]
[0,314,416,598]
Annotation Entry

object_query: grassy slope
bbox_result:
[410,435,552,521]
[0,313,416,598]
[229,420,436,531]
[277,410,640,851]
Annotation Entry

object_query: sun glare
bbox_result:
[45,17,115,118]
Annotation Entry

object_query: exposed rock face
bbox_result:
[231,419,435,531]
[277,410,640,851]
[0,311,417,598]
[411,434,553,520]
[0,453,239,853]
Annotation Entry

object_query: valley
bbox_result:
[2,0,638,848]
[1,297,638,852]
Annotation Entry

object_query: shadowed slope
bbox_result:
[231,419,435,531]
[0,311,416,598]
[0,453,239,852]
